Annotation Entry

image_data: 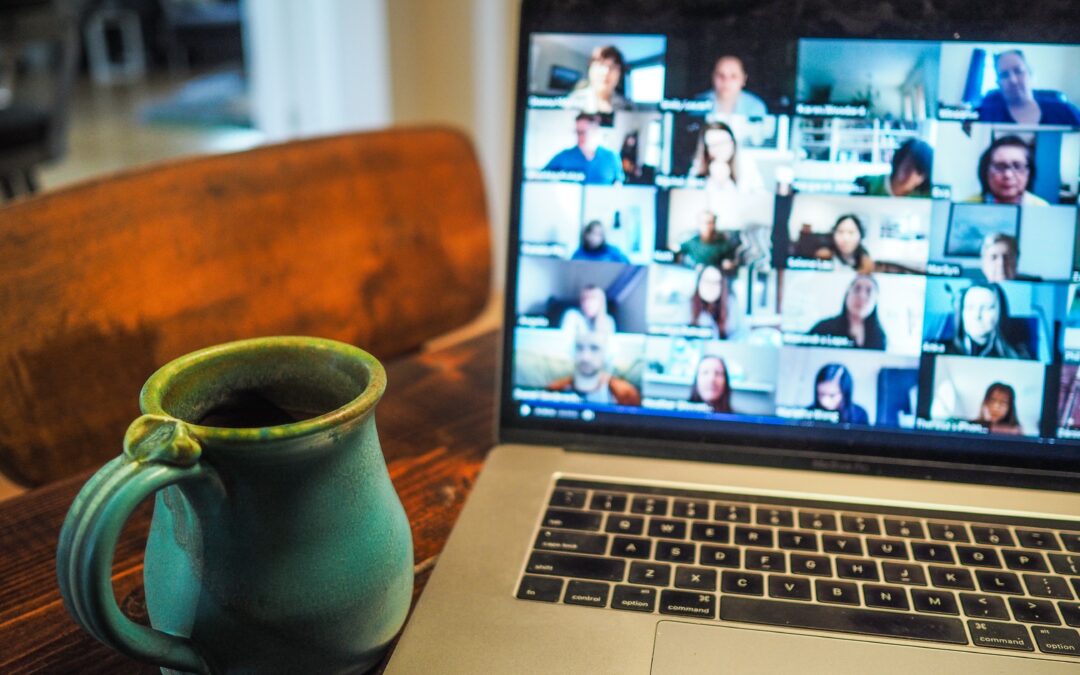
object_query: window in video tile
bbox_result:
[922,355,1046,437]
[937,42,1080,125]
[515,257,649,335]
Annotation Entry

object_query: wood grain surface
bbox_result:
[0,127,490,486]
[0,329,499,674]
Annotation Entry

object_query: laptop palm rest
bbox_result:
[651,621,1070,674]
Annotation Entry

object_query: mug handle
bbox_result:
[56,415,222,674]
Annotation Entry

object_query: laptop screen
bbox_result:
[501,0,1080,476]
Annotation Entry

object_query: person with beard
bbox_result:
[545,330,640,405]
[571,220,629,263]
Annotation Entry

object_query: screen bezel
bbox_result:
[498,0,1080,490]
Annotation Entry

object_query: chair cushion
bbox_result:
[0,105,49,151]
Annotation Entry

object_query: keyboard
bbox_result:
[515,477,1080,660]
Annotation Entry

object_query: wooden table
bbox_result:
[0,330,499,674]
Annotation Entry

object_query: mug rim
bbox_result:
[139,336,386,445]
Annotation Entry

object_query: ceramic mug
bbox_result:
[56,336,413,674]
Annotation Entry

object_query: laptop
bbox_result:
[387,1,1080,671]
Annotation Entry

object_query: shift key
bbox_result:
[527,552,625,581]
[543,508,602,531]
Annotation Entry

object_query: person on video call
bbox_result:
[978,233,1038,283]
[677,210,738,269]
[854,139,934,198]
[976,50,1080,126]
[809,274,887,350]
[809,363,869,425]
[560,284,616,337]
[690,120,765,199]
[545,330,641,405]
[945,283,1033,359]
[690,264,736,339]
[566,45,631,114]
[969,382,1023,435]
[571,220,629,263]
[814,214,874,274]
[696,55,768,119]
[544,113,625,185]
[965,136,1048,206]
[689,355,733,413]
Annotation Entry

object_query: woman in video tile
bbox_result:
[809,364,869,425]
[969,382,1023,435]
[809,275,887,350]
[689,355,733,413]
[945,283,1032,359]
[690,265,731,339]
[560,285,616,337]
[690,121,764,196]
[976,50,1080,126]
[813,214,874,273]
[565,45,631,114]
[571,220,629,263]
[965,136,1048,206]
[854,139,934,199]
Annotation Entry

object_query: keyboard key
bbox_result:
[1062,532,1080,553]
[656,541,695,563]
[1017,530,1060,551]
[912,543,954,565]
[534,529,608,555]
[721,597,967,645]
[610,536,651,559]
[929,566,974,590]
[912,589,959,615]
[1002,550,1048,572]
[956,546,1001,568]
[836,557,878,581]
[768,575,811,601]
[971,525,1015,548]
[722,571,764,596]
[866,538,908,559]
[700,545,740,568]
[605,514,644,535]
[714,503,751,523]
[757,507,793,528]
[543,508,601,531]
[1031,626,1080,657]
[526,552,625,582]
[791,554,831,577]
[590,493,627,512]
[884,519,925,539]
[1049,553,1080,576]
[672,500,708,519]
[628,562,671,586]
[960,593,1010,620]
[611,585,656,613]
[734,526,774,548]
[674,566,717,591]
[883,562,927,586]
[1024,573,1074,599]
[690,522,729,543]
[648,518,687,539]
[841,514,881,535]
[564,580,609,607]
[798,512,837,531]
[659,589,716,619]
[630,496,668,516]
[816,580,859,605]
[778,530,818,551]
[745,549,786,573]
[1009,597,1061,625]
[864,584,909,610]
[1063,602,1080,627]
[928,523,969,543]
[1073,579,1080,599]
[975,570,1024,595]
[822,534,862,556]
[549,488,586,509]
[967,620,1033,651]
[516,575,563,602]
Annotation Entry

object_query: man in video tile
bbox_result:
[676,210,738,269]
[696,55,767,118]
[545,330,641,406]
[543,113,624,184]
[977,50,1080,126]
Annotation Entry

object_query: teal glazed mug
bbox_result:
[56,337,413,674]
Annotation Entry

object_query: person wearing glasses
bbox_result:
[976,50,1080,126]
[964,136,1048,206]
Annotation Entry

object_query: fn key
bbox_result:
[517,575,563,602]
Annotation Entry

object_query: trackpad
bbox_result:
[651,621,1062,674]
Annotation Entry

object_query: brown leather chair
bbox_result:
[0,127,491,486]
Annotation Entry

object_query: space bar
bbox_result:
[720,597,968,645]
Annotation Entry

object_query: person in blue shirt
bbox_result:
[695,55,768,119]
[571,220,629,263]
[543,113,624,184]
[977,50,1080,126]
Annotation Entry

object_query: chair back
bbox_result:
[0,127,491,486]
